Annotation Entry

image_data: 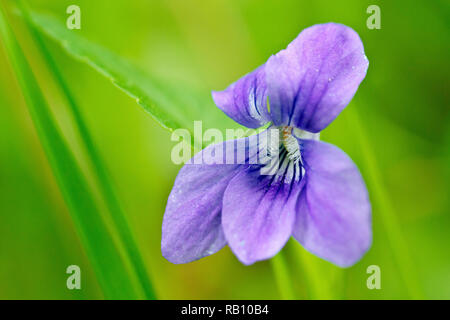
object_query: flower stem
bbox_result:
[270,251,295,299]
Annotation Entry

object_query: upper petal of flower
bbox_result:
[212,66,271,129]
[162,138,250,264]
[292,139,372,267]
[266,23,369,132]
[222,166,304,265]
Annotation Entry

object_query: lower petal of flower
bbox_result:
[222,166,304,265]
[162,140,248,264]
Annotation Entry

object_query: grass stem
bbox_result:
[270,251,295,300]
[347,108,424,299]
[17,1,156,299]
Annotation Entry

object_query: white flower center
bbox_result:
[268,126,320,184]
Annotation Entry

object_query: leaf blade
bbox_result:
[28,11,239,144]
[0,3,142,299]
[17,2,156,300]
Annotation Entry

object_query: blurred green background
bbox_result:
[0,0,449,299]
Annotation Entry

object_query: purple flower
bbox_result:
[162,23,371,267]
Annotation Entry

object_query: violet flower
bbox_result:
[162,23,371,267]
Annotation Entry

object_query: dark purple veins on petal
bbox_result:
[212,66,271,129]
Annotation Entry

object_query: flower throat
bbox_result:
[280,126,301,163]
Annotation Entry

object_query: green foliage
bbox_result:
[18,1,156,299]
[29,11,239,146]
[0,3,145,299]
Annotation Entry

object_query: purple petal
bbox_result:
[293,139,372,267]
[266,23,369,132]
[212,67,271,129]
[222,167,304,265]
[162,139,248,264]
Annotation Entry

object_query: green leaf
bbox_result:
[28,11,239,146]
[0,3,143,299]
[17,1,156,300]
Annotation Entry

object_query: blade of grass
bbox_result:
[27,11,239,148]
[293,246,335,300]
[17,1,155,300]
[347,108,424,299]
[0,2,142,299]
[270,251,295,299]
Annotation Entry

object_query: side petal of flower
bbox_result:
[266,23,369,132]
[212,66,271,129]
[162,140,248,264]
[293,139,372,267]
[222,167,304,265]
